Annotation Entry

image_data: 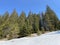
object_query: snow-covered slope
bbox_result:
[0,31,60,45]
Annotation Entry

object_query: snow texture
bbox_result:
[0,31,60,45]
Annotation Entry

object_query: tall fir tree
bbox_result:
[1,11,10,38]
[47,6,59,30]
[27,11,34,33]
[18,11,27,37]
[43,5,59,31]
[33,13,40,33]
[8,9,19,39]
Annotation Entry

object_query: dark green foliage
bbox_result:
[57,21,60,30]
[18,11,29,37]
[27,12,34,33]
[0,6,59,39]
[8,9,19,39]
[9,9,18,23]
[41,5,59,31]
[33,13,40,33]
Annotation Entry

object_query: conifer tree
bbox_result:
[44,5,59,31]
[33,13,40,33]
[8,9,19,39]
[27,11,34,33]
[18,11,26,37]
[47,6,59,30]
[1,11,10,38]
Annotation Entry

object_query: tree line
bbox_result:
[0,6,60,39]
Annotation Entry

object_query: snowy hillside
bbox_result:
[0,31,60,45]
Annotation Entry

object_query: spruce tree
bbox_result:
[27,11,34,33]
[47,6,59,31]
[1,11,10,38]
[33,13,40,33]
[18,11,26,37]
[8,9,19,39]
[43,5,59,31]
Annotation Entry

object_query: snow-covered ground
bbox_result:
[0,31,60,45]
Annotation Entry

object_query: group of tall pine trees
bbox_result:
[0,6,60,39]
